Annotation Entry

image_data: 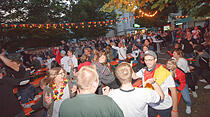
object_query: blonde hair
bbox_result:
[167,59,177,78]
[115,62,132,84]
[77,65,99,90]
[174,49,184,58]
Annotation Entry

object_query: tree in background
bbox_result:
[0,0,115,51]
[100,0,209,28]
[66,0,115,39]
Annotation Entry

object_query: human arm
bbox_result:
[73,55,78,68]
[144,78,164,100]
[169,87,178,117]
[132,68,144,80]
[0,55,19,71]
[111,45,119,50]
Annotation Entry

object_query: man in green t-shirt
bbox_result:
[59,65,124,117]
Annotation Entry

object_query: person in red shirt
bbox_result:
[53,47,62,64]
[167,59,192,114]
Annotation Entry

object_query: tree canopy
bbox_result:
[101,0,209,17]
[0,0,115,50]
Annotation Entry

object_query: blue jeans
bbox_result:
[176,83,191,106]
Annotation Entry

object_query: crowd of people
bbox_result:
[0,24,209,117]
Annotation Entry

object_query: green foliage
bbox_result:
[66,0,116,39]
[0,0,115,50]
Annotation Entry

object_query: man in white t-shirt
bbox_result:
[103,62,164,117]
[60,50,72,74]
[108,39,127,61]
[133,50,178,117]
[67,50,78,71]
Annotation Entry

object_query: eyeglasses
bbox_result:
[144,59,155,62]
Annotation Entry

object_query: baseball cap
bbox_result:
[60,50,66,55]
[143,50,157,59]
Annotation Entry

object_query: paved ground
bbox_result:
[158,45,210,117]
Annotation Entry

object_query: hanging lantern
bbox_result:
[23,24,26,27]
[19,24,22,27]
[94,25,96,27]
[100,24,103,27]
[82,26,85,28]
[75,26,78,29]
[69,26,71,29]
[11,24,14,28]
[88,25,91,28]
[26,24,29,28]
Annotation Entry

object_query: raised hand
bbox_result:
[102,86,110,95]
[144,78,156,85]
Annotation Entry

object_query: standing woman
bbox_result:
[166,59,192,114]
[172,49,198,98]
[92,51,119,94]
[43,67,76,117]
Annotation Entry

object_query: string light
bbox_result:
[175,16,188,18]
[138,9,158,17]
[1,14,158,29]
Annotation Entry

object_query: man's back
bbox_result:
[108,88,160,117]
[59,94,124,117]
